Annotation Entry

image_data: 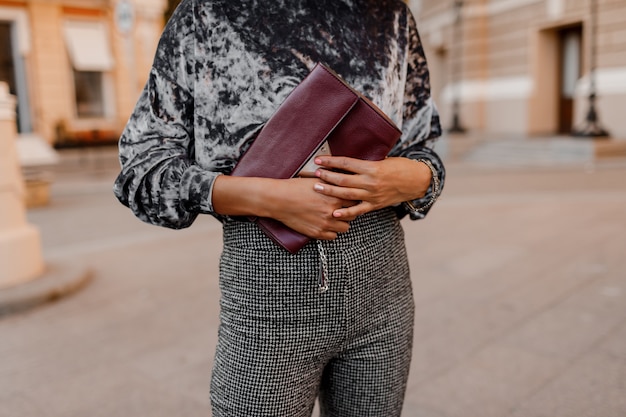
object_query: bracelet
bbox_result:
[404,158,440,213]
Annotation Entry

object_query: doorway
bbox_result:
[557,25,582,134]
[0,22,17,104]
[0,20,31,133]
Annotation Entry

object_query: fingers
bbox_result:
[315,168,358,189]
[313,182,366,202]
[310,217,350,240]
[314,159,375,189]
[312,182,380,218]
[341,199,359,208]
[331,201,373,219]
[314,156,373,175]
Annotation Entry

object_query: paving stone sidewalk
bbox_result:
[1,138,626,417]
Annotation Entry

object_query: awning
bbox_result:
[63,21,114,71]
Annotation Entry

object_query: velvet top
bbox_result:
[114,0,445,229]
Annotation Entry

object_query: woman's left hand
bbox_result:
[312,156,432,219]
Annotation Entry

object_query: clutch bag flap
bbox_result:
[231,64,358,179]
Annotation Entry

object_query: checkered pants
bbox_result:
[211,208,415,417]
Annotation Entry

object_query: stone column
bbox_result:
[0,82,44,289]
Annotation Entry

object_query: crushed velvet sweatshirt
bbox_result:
[113,0,445,229]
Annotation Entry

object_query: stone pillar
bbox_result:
[0,82,44,289]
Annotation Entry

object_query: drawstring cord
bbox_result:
[316,240,329,293]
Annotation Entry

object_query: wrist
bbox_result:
[213,176,279,218]
[404,158,440,213]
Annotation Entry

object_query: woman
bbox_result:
[114,0,445,415]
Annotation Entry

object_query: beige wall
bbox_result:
[28,2,73,142]
[1,0,165,144]
[414,0,626,138]
[8,0,626,142]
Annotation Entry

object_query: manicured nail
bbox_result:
[314,158,322,165]
[315,170,322,177]
[314,183,324,191]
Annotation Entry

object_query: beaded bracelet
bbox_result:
[404,158,441,213]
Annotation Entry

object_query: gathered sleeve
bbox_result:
[113,0,222,229]
[389,11,446,220]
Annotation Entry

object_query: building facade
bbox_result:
[0,0,166,146]
[3,0,624,146]
[410,0,626,139]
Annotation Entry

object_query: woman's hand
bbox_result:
[312,156,432,219]
[212,176,357,240]
[266,177,359,240]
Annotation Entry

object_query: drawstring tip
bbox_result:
[317,259,329,293]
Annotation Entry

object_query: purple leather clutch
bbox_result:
[231,63,402,253]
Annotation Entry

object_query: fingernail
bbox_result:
[315,170,322,177]
[314,183,324,191]
[333,210,342,218]
[314,158,322,165]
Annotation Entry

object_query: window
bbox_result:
[73,70,104,118]
[63,20,114,119]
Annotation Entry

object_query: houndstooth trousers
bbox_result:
[211,208,415,417]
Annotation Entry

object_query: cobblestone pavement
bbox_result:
[2,139,626,417]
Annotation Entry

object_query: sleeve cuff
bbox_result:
[180,166,230,222]
[394,151,445,220]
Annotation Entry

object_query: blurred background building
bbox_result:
[3,0,624,147]
[0,0,166,147]
[410,0,626,139]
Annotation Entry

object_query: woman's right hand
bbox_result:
[212,176,357,240]
[266,177,356,240]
